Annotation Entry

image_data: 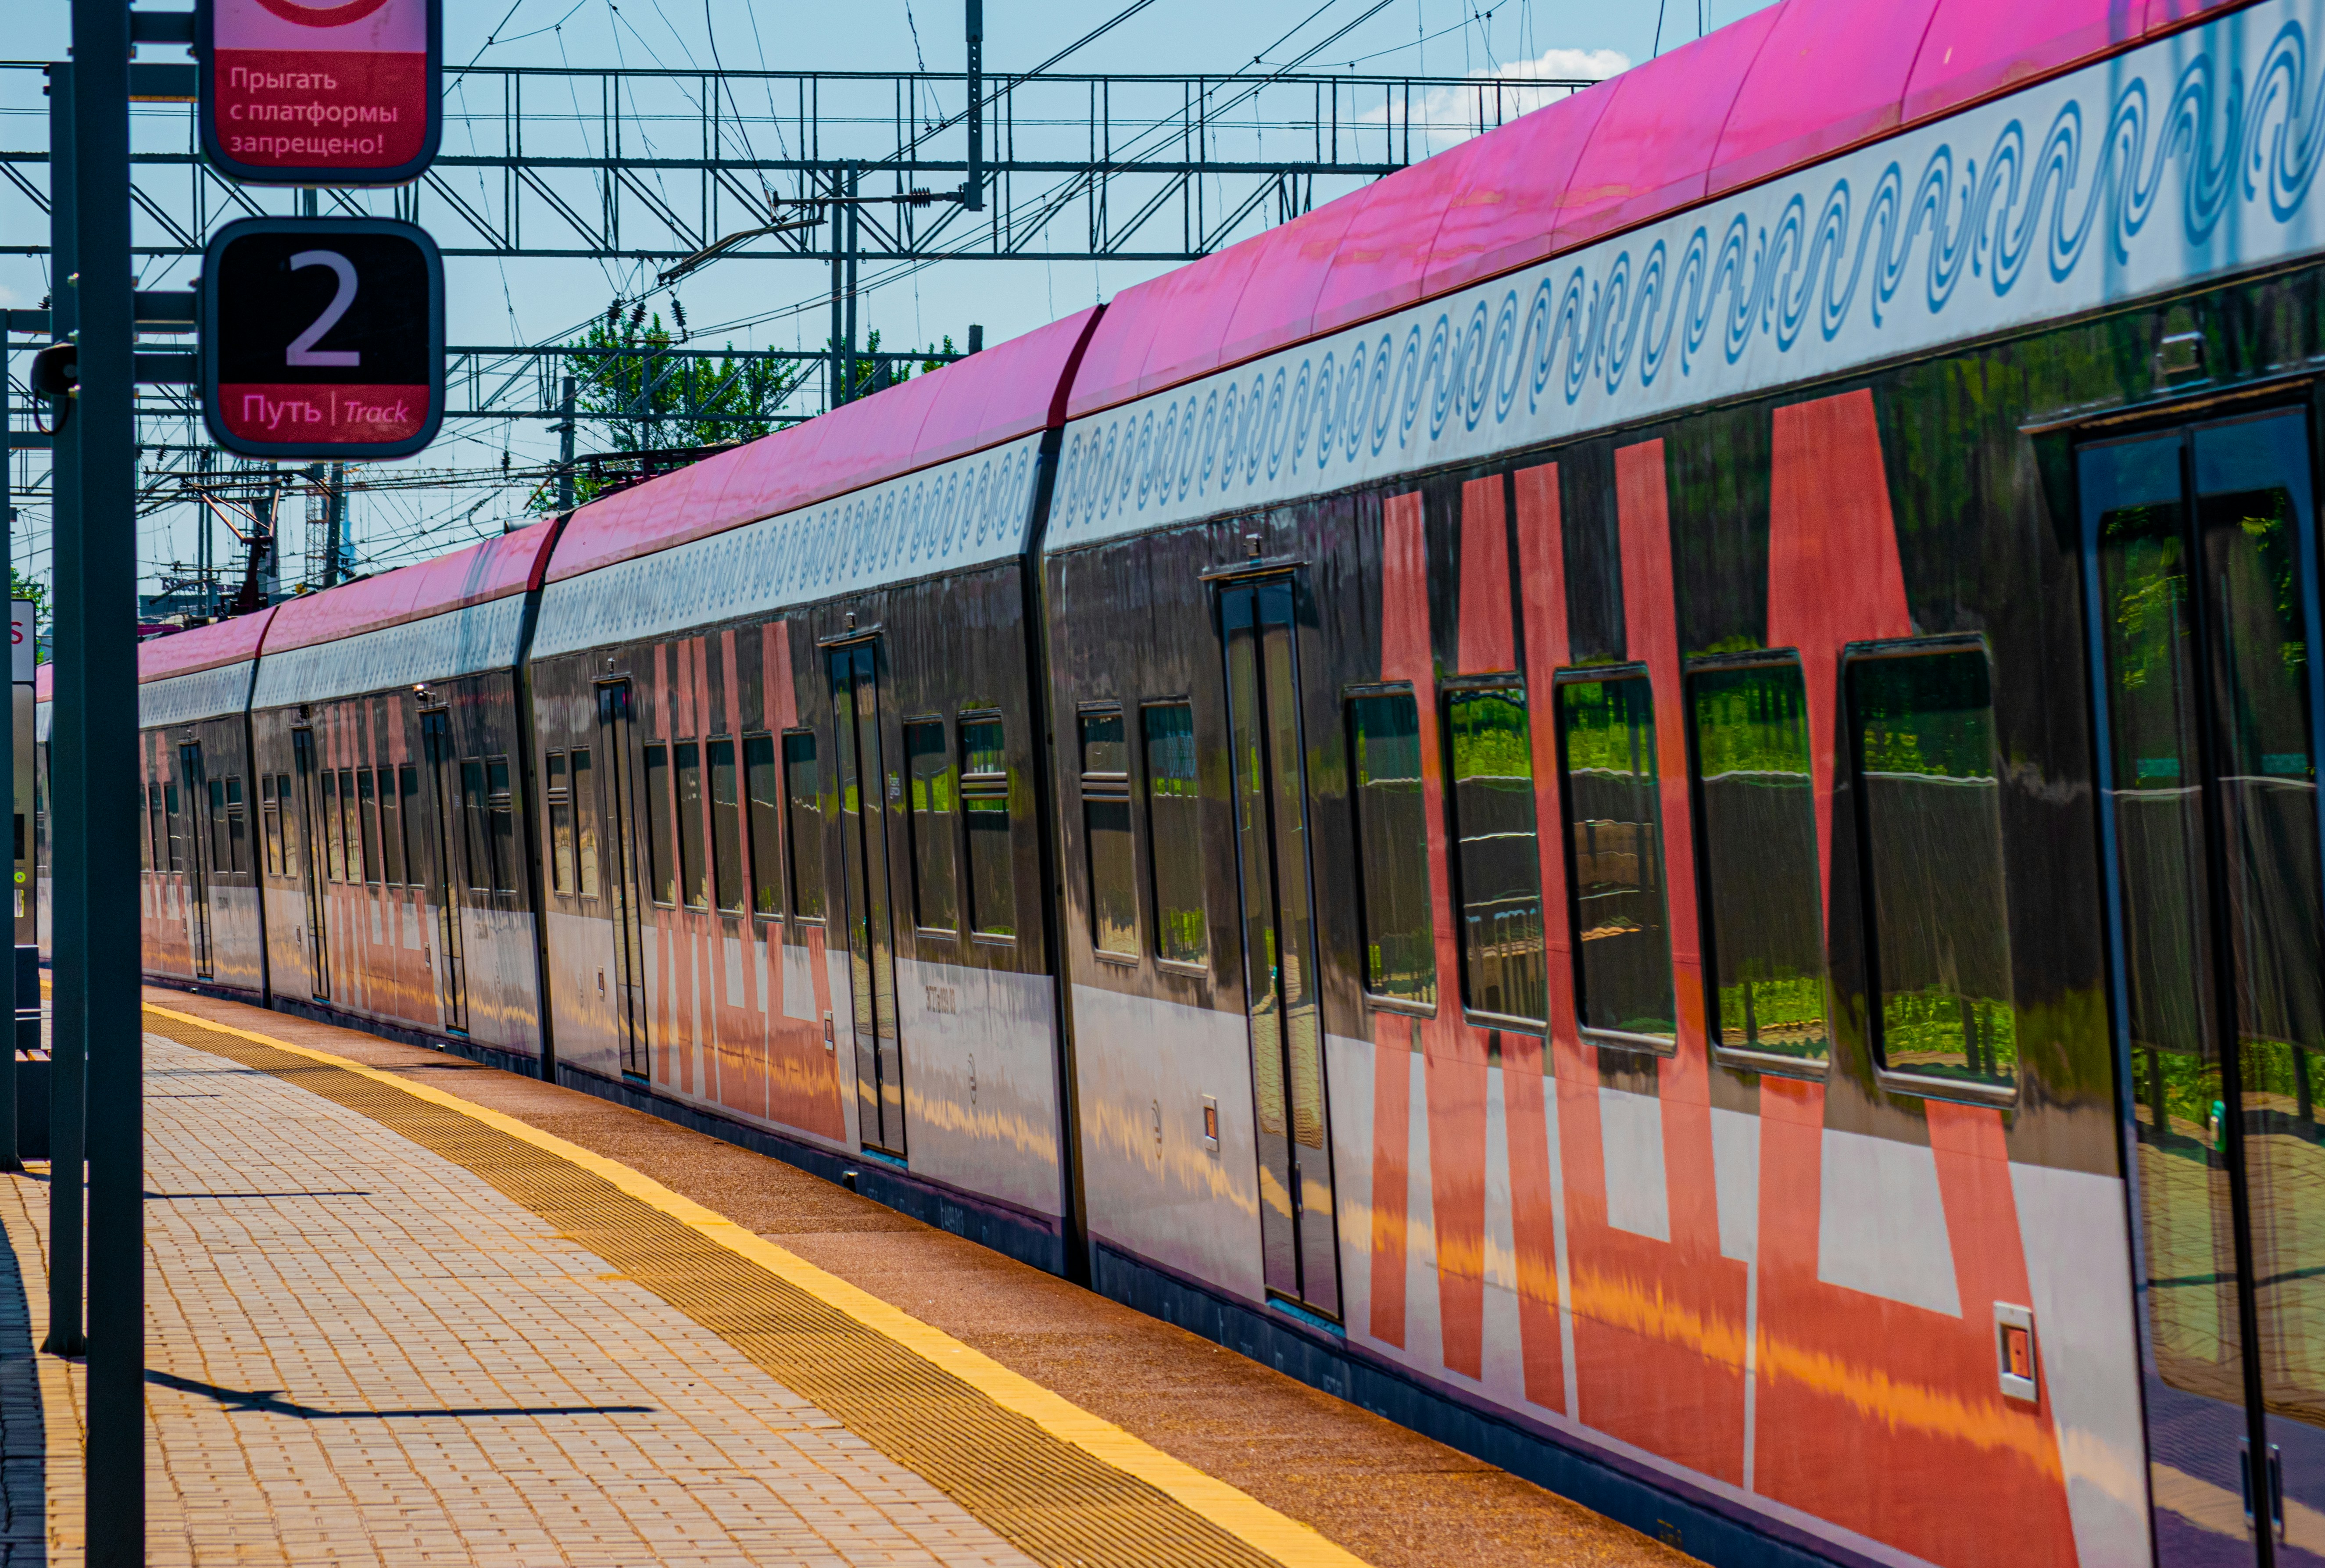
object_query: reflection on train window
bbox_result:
[546,750,575,895]
[148,781,164,874]
[316,771,338,881]
[486,758,517,894]
[1142,703,1207,967]
[1689,659,1829,1064]
[460,760,491,892]
[569,750,599,900]
[207,778,229,877]
[674,743,707,909]
[260,776,281,877]
[643,744,676,906]
[378,765,404,886]
[1081,711,1137,957]
[744,735,781,918]
[1556,674,1676,1048]
[393,767,418,891]
[1348,691,1435,1007]
[961,718,1015,938]
[339,769,361,887]
[906,720,959,934]
[1847,646,2015,1089]
[225,776,247,876]
[708,738,744,913]
[277,773,296,873]
[1448,684,1545,1024]
[782,732,824,919]
[358,769,381,885]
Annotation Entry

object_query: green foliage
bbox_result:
[1558,678,1655,779]
[1851,651,1996,779]
[10,571,44,662]
[1692,665,1810,778]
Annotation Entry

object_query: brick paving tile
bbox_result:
[0,1031,1043,1568]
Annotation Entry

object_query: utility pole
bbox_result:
[323,462,348,588]
[554,376,577,514]
[69,0,147,1554]
[844,162,861,404]
[964,0,984,212]
[40,58,84,1368]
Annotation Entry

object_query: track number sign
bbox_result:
[197,0,442,186]
[200,216,445,460]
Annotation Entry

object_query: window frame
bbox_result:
[1550,662,1678,1055]
[673,741,708,910]
[643,742,676,907]
[780,730,824,923]
[1842,633,2019,1108]
[1442,672,1552,1033]
[707,735,745,915]
[1683,648,1833,1082]
[260,774,282,877]
[1343,681,1438,1016]
[1139,698,1210,976]
[544,748,575,896]
[742,732,782,921]
[959,712,1015,944]
[1078,703,1140,963]
[901,715,960,938]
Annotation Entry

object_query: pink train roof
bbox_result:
[264,522,560,655]
[546,307,1104,584]
[1066,0,2244,419]
[136,605,280,684]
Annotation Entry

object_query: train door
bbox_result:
[176,740,213,979]
[419,711,470,1034]
[597,681,650,1078]
[2083,407,2325,1565]
[1217,576,1340,1318]
[829,642,905,1156]
[291,727,329,999]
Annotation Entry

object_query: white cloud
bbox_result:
[1365,46,1631,158]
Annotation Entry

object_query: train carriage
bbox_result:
[525,309,1099,1264]
[118,0,2325,1560]
[242,526,559,1059]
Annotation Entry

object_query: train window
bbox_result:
[277,773,296,873]
[644,744,676,906]
[317,770,340,881]
[260,776,280,877]
[783,731,825,919]
[145,781,161,872]
[1556,673,1676,1049]
[208,778,228,875]
[358,769,381,884]
[339,769,361,887]
[1141,703,1207,967]
[379,766,404,886]
[1080,711,1137,957]
[1847,644,2015,1090]
[1449,683,1547,1025]
[744,734,781,917]
[167,777,186,873]
[570,749,599,899]
[1348,691,1435,1006]
[486,757,516,894]
[225,777,247,876]
[1689,659,1830,1067]
[961,719,1013,938]
[674,742,708,909]
[708,738,744,913]
[460,759,491,893]
[393,766,418,888]
[545,750,574,895]
[905,720,959,934]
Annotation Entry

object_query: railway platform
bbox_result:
[0,988,1686,1568]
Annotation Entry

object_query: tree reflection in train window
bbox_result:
[1447,683,1546,1025]
[486,757,517,894]
[961,718,1014,938]
[1080,711,1137,956]
[1688,658,1830,1064]
[743,734,780,918]
[546,750,575,895]
[259,776,281,877]
[1347,691,1434,1006]
[643,744,675,906]
[1555,673,1676,1048]
[673,742,707,909]
[357,769,380,884]
[1141,702,1208,967]
[1847,646,2015,1089]
[708,738,744,913]
[905,720,959,934]
[315,771,336,882]
[568,750,599,899]
[782,732,824,919]
[460,760,491,893]
[225,776,247,875]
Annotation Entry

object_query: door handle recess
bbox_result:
[2241,1439,2286,1542]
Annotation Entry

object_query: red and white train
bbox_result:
[108,0,2325,1561]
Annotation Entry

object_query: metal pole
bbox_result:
[72,0,146,1550]
[323,462,346,588]
[41,58,84,1365]
[844,162,859,405]
[827,166,844,411]
[964,0,984,212]
[555,376,577,514]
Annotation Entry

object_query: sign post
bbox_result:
[200,216,446,461]
[196,0,442,187]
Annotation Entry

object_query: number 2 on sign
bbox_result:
[285,251,361,369]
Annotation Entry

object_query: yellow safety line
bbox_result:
[140,1000,1372,1568]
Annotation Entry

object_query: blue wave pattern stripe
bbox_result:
[1053,0,2325,545]
[533,435,1043,657]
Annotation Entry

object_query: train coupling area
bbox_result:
[0,987,1692,1568]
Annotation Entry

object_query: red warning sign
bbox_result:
[197,0,442,186]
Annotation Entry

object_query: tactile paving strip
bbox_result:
[150,1009,1285,1568]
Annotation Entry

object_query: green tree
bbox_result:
[10,571,45,663]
